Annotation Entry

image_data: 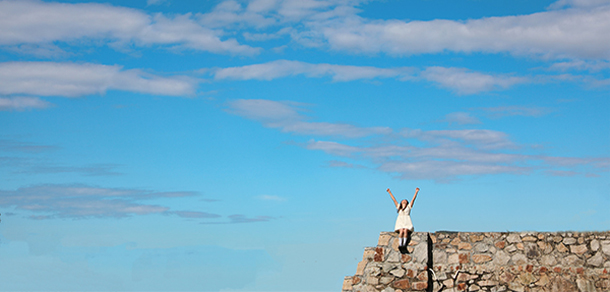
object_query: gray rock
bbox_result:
[540,254,557,266]
[433,250,447,264]
[563,254,584,266]
[366,266,382,277]
[511,253,527,265]
[473,242,489,253]
[380,276,394,285]
[590,239,600,251]
[563,237,577,245]
[386,251,400,263]
[586,252,604,267]
[493,250,510,266]
[381,263,396,273]
[412,243,428,264]
[389,268,405,278]
[381,287,394,292]
[491,286,507,292]
[602,242,610,256]
[525,242,541,258]
[576,279,597,292]
[506,244,517,253]
[507,234,521,243]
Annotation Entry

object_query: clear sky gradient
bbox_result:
[0,0,609,291]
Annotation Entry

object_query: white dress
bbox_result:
[394,204,414,232]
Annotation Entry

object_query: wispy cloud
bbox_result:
[167,210,221,219]
[15,163,123,176]
[211,61,533,94]
[213,60,414,82]
[0,184,199,219]
[306,136,608,182]
[201,214,275,224]
[0,96,52,111]
[326,160,366,169]
[227,99,391,138]
[549,60,610,72]
[0,0,259,55]
[0,139,123,176]
[0,139,57,153]
[441,112,481,125]
[479,106,552,118]
[0,62,197,97]
[227,99,608,181]
[420,67,527,95]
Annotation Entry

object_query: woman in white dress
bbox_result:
[386,188,419,250]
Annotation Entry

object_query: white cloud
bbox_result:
[311,4,610,60]
[0,96,52,111]
[214,60,413,82]
[227,99,391,138]
[0,62,197,97]
[0,0,259,55]
[420,67,527,95]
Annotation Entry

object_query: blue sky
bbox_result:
[0,0,608,291]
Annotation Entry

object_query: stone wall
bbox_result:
[342,231,610,292]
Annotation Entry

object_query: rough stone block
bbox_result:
[564,237,577,245]
[563,254,585,266]
[459,253,470,264]
[392,279,410,290]
[378,233,392,246]
[434,250,448,264]
[495,241,506,249]
[540,254,557,266]
[511,253,527,265]
[507,234,521,243]
[389,268,405,277]
[374,247,384,262]
[522,236,537,242]
[557,243,569,253]
[411,281,428,290]
[601,242,610,256]
[586,252,603,267]
[356,261,367,275]
[472,254,492,264]
[571,244,588,255]
[458,242,472,250]
[590,239,600,251]
[470,234,484,242]
[343,276,353,290]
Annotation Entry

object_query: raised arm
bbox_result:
[386,188,399,208]
[410,188,420,208]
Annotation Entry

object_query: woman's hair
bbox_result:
[397,199,409,212]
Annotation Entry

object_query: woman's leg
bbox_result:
[399,229,406,246]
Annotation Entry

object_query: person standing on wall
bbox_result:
[387,188,419,253]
